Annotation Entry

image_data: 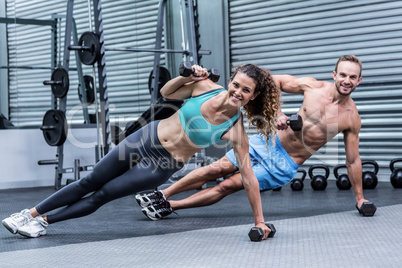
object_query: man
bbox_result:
[136,55,374,221]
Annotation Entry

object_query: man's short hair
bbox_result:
[335,55,362,77]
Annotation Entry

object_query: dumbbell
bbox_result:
[248,223,276,242]
[362,160,379,189]
[286,114,303,131]
[334,164,351,190]
[356,202,377,217]
[291,169,306,191]
[179,62,220,82]
[390,158,402,188]
[309,165,329,191]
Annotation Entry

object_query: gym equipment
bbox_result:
[43,68,70,98]
[334,164,351,190]
[248,223,276,242]
[148,67,171,99]
[361,160,378,189]
[178,61,220,82]
[309,165,329,191]
[74,31,100,65]
[0,114,14,129]
[78,75,95,105]
[291,168,306,191]
[38,159,94,186]
[69,31,211,66]
[356,201,377,217]
[40,109,68,146]
[286,114,303,131]
[390,158,402,188]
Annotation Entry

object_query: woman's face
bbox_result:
[227,72,258,107]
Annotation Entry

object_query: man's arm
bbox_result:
[273,75,316,130]
[343,116,368,206]
[272,74,318,94]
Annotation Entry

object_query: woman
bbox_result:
[2,64,279,240]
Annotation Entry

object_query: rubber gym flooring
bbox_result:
[1,181,401,267]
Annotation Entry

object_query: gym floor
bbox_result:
[0,181,401,267]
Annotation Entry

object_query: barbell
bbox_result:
[68,32,211,66]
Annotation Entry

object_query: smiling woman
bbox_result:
[2,63,280,240]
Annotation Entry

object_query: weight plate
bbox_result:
[40,109,68,146]
[78,75,95,105]
[78,32,100,65]
[51,68,69,98]
[148,67,171,98]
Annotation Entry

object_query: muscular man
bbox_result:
[136,55,373,221]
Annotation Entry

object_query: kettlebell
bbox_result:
[361,160,379,189]
[309,165,329,191]
[390,158,402,188]
[291,169,306,191]
[334,164,351,190]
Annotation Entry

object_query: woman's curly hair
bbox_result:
[230,64,280,147]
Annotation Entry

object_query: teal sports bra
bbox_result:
[179,89,241,148]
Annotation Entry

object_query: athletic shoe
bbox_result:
[141,200,173,221]
[135,190,166,208]
[17,216,48,238]
[2,209,32,234]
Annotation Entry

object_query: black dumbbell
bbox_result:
[309,164,329,191]
[286,114,303,131]
[291,169,306,191]
[179,62,220,82]
[356,201,377,217]
[334,164,351,190]
[390,158,402,188]
[362,160,379,189]
[248,223,276,242]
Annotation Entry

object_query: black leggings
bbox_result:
[35,120,184,224]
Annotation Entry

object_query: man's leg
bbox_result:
[169,172,244,210]
[162,156,238,199]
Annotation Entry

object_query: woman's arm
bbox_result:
[160,65,209,100]
[225,120,271,239]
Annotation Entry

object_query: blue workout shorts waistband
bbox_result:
[268,134,300,170]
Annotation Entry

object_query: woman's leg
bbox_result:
[46,157,179,224]
[35,126,147,215]
[40,120,184,224]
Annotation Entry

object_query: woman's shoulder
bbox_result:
[191,87,226,98]
[191,79,225,97]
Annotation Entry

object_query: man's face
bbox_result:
[333,61,362,96]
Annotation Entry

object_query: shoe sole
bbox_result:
[141,208,160,221]
[17,230,46,238]
[2,221,18,234]
[135,197,150,208]
[136,196,159,208]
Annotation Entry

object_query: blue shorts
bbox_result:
[225,134,300,191]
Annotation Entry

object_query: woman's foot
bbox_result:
[2,209,32,234]
[17,216,48,238]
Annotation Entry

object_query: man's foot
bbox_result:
[135,190,166,208]
[141,200,173,221]
[2,209,32,234]
[17,216,48,238]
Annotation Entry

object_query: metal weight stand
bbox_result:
[40,0,210,188]
[38,1,97,189]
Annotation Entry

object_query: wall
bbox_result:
[0,127,98,189]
